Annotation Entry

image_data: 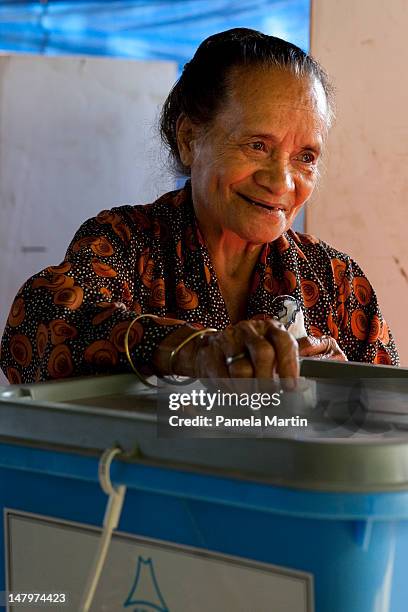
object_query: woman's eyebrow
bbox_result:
[241,131,279,141]
[301,143,322,154]
[242,132,322,153]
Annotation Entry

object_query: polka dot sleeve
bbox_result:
[0,210,186,384]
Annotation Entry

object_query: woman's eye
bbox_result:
[297,152,316,164]
[249,141,266,152]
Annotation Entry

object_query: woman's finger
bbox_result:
[195,336,230,379]
[217,324,255,378]
[236,321,277,378]
[264,321,299,380]
[298,335,347,361]
[195,326,251,380]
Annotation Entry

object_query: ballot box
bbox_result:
[0,360,408,612]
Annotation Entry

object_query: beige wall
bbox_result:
[309,0,408,364]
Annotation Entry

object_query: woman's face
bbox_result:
[179,66,328,245]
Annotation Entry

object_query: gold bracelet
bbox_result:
[124,315,217,388]
[124,314,161,388]
[168,327,218,379]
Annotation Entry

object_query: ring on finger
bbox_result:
[225,352,247,366]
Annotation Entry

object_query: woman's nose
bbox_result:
[254,160,294,196]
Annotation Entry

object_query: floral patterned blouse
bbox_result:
[0,182,399,383]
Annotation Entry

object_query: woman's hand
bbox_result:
[195,320,299,380]
[297,335,347,361]
[157,319,299,383]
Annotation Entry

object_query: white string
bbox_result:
[79,447,127,612]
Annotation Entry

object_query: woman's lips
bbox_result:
[238,193,285,212]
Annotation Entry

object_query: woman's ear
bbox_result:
[176,114,195,168]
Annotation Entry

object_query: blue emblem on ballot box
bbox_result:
[124,556,169,611]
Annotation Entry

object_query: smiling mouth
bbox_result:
[238,193,285,212]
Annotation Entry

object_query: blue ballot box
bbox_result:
[0,361,408,611]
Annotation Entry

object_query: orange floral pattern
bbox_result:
[275,235,290,253]
[176,282,199,310]
[84,340,118,367]
[353,277,372,306]
[154,316,186,326]
[301,279,319,308]
[368,315,381,344]
[7,367,22,384]
[281,270,297,294]
[138,249,155,289]
[131,301,142,314]
[96,209,118,225]
[204,264,211,284]
[47,262,72,274]
[96,210,131,244]
[0,182,399,383]
[112,221,131,244]
[92,302,118,325]
[327,312,339,340]
[100,287,112,299]
[10,334,32,367]
[374,348,392,365]
[32,274,74,292]
[50,320,78,345]
[92,259,117,278]
[110,321,143,352]
[331,258,347,286]
[150,279,166,308]
[351,309,368,341]
[129,208,151,229]
[72,235,115,256]
[90,236,114,257]
[336,302,349,330]
[48,345,73,378]
[8,297,25,327]
[263,266,280,294]
[121,282,132,304]
[176,240,183,262]
[36,323,48,358]
[54,286,84,310]
[337,278,352,303]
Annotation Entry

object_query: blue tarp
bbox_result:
[0,1,310,63]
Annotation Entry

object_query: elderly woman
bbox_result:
[0,28,399,385]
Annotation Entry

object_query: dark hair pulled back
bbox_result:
[160,28,335,176]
